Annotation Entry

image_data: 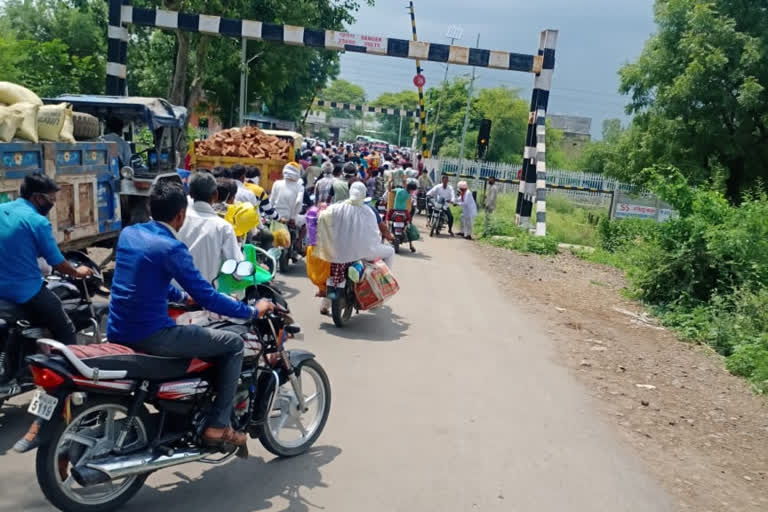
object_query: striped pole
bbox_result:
[516,29,557,231]
[408,2,429,158]
[106,0,128,95]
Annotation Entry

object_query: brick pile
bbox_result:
[195,126,293,160]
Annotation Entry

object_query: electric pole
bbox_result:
[430,25,463,156]
[458,34,480,174]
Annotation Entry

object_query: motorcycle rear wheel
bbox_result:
[258,359,331,458]
[393,238,400,254]
[331,296,353,327]
[278,250,291,274]
[36,397,153,512]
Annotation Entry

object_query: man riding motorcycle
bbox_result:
[0,174,95,348]
[271,163,305,226]
[107,180,273,448]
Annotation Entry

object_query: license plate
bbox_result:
[393,222,405,227]
[28,390,59,420]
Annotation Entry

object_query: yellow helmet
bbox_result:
[225,202,259,237]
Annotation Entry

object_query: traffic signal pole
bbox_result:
[458,34,480,175]
[408,1,429,158]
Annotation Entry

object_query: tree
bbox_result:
[317,79,366,119]
[0,0,106,95]
[619,0,768,202]
[474,87,528,163]
[601,118,623,143]
[371,90,419,145]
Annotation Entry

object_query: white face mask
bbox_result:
[252,177,260,186]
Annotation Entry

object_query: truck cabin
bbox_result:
[43,95,188,178]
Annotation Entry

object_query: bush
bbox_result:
[486,230,559,255]
[597,217,658,252]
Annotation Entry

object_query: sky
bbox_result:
[338,0,657,139]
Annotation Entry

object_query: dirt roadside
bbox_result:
[474,244,768,512]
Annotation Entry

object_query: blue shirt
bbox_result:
[107,221,253,343]
[0,198,64,303]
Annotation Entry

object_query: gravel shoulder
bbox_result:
[474,243,768,512]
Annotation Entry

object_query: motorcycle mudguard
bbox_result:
[287,349,315,370]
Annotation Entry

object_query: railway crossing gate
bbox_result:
[105,0,557,234]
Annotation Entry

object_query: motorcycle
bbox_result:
[416,189,428,215]
[21,259,331,512]
[0,251,108,407]
[388,210,410,254]
[278,221,307,274]
[429,196,451,237]
[328,261,398,328]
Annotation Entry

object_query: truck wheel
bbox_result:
[72,112,100,140]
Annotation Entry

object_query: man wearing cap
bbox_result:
[0,174,94,348]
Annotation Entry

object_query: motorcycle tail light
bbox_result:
[30,366,65,390]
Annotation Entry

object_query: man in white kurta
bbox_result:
[270,163,305,226]
[456,180,478,240]
[178,172,243,283]
[316,182,395,269]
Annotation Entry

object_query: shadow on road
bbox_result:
[0,400,33,455]
[126,445,341,512]
[396,250,432,261]
[318,305,409,342]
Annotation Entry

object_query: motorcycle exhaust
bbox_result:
[71,449,209,487]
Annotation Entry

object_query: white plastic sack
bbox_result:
[9,102,40,143]
[38,103,74,142]
[0,105,23,142]
[0,82,42,106]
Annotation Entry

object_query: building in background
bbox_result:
[549,114,592,162]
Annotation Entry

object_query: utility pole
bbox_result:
[458,34,480,175]
[239,39,246,126]
[408,1,429,158]
[398,110,404,147]
[238,40,261,127]
[430,25,463,156]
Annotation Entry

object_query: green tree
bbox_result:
[371,90,419,145]
[619,0,768,202]
[317,79,367,119]
[475,87,528,163]
[601,118,623,143]
[0,0,106,95]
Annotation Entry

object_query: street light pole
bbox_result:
[238,39,262,127]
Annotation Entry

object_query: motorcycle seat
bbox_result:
[68,343,200,381]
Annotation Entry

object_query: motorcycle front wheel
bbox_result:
[36,397,153,512]
[258,359,331,457]
[278,249,291,274]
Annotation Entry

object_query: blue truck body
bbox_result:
[0,141,122,250]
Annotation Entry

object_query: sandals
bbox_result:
[203,426,248,447]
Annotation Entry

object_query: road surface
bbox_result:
[0,232,673,512]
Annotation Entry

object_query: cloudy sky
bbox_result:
[338,0,657,138]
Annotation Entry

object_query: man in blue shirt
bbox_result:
[0,174,94,346]
[107,180,273,448]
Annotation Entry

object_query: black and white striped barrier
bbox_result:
[106,0,558,235]
[313,100,418,118]
[515,30,557,235]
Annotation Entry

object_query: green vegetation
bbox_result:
[475,193,604,250]
[577,169,768,392]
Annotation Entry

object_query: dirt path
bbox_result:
[476,243,768,511]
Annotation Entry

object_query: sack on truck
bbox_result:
[38,103,75,143]
[9,102,40,143]
[0,106,23,142]
[0,82,42,106]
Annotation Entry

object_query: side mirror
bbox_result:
[120,166,134,180]
[235,261,255,278]
[220,259,238,275]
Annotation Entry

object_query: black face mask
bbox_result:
[35,197,54,216]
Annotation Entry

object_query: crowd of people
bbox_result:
[0,138,501,451]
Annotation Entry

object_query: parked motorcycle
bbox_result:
[429,197,451,237]
[21,259,331,512]
[0,251,108,407]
